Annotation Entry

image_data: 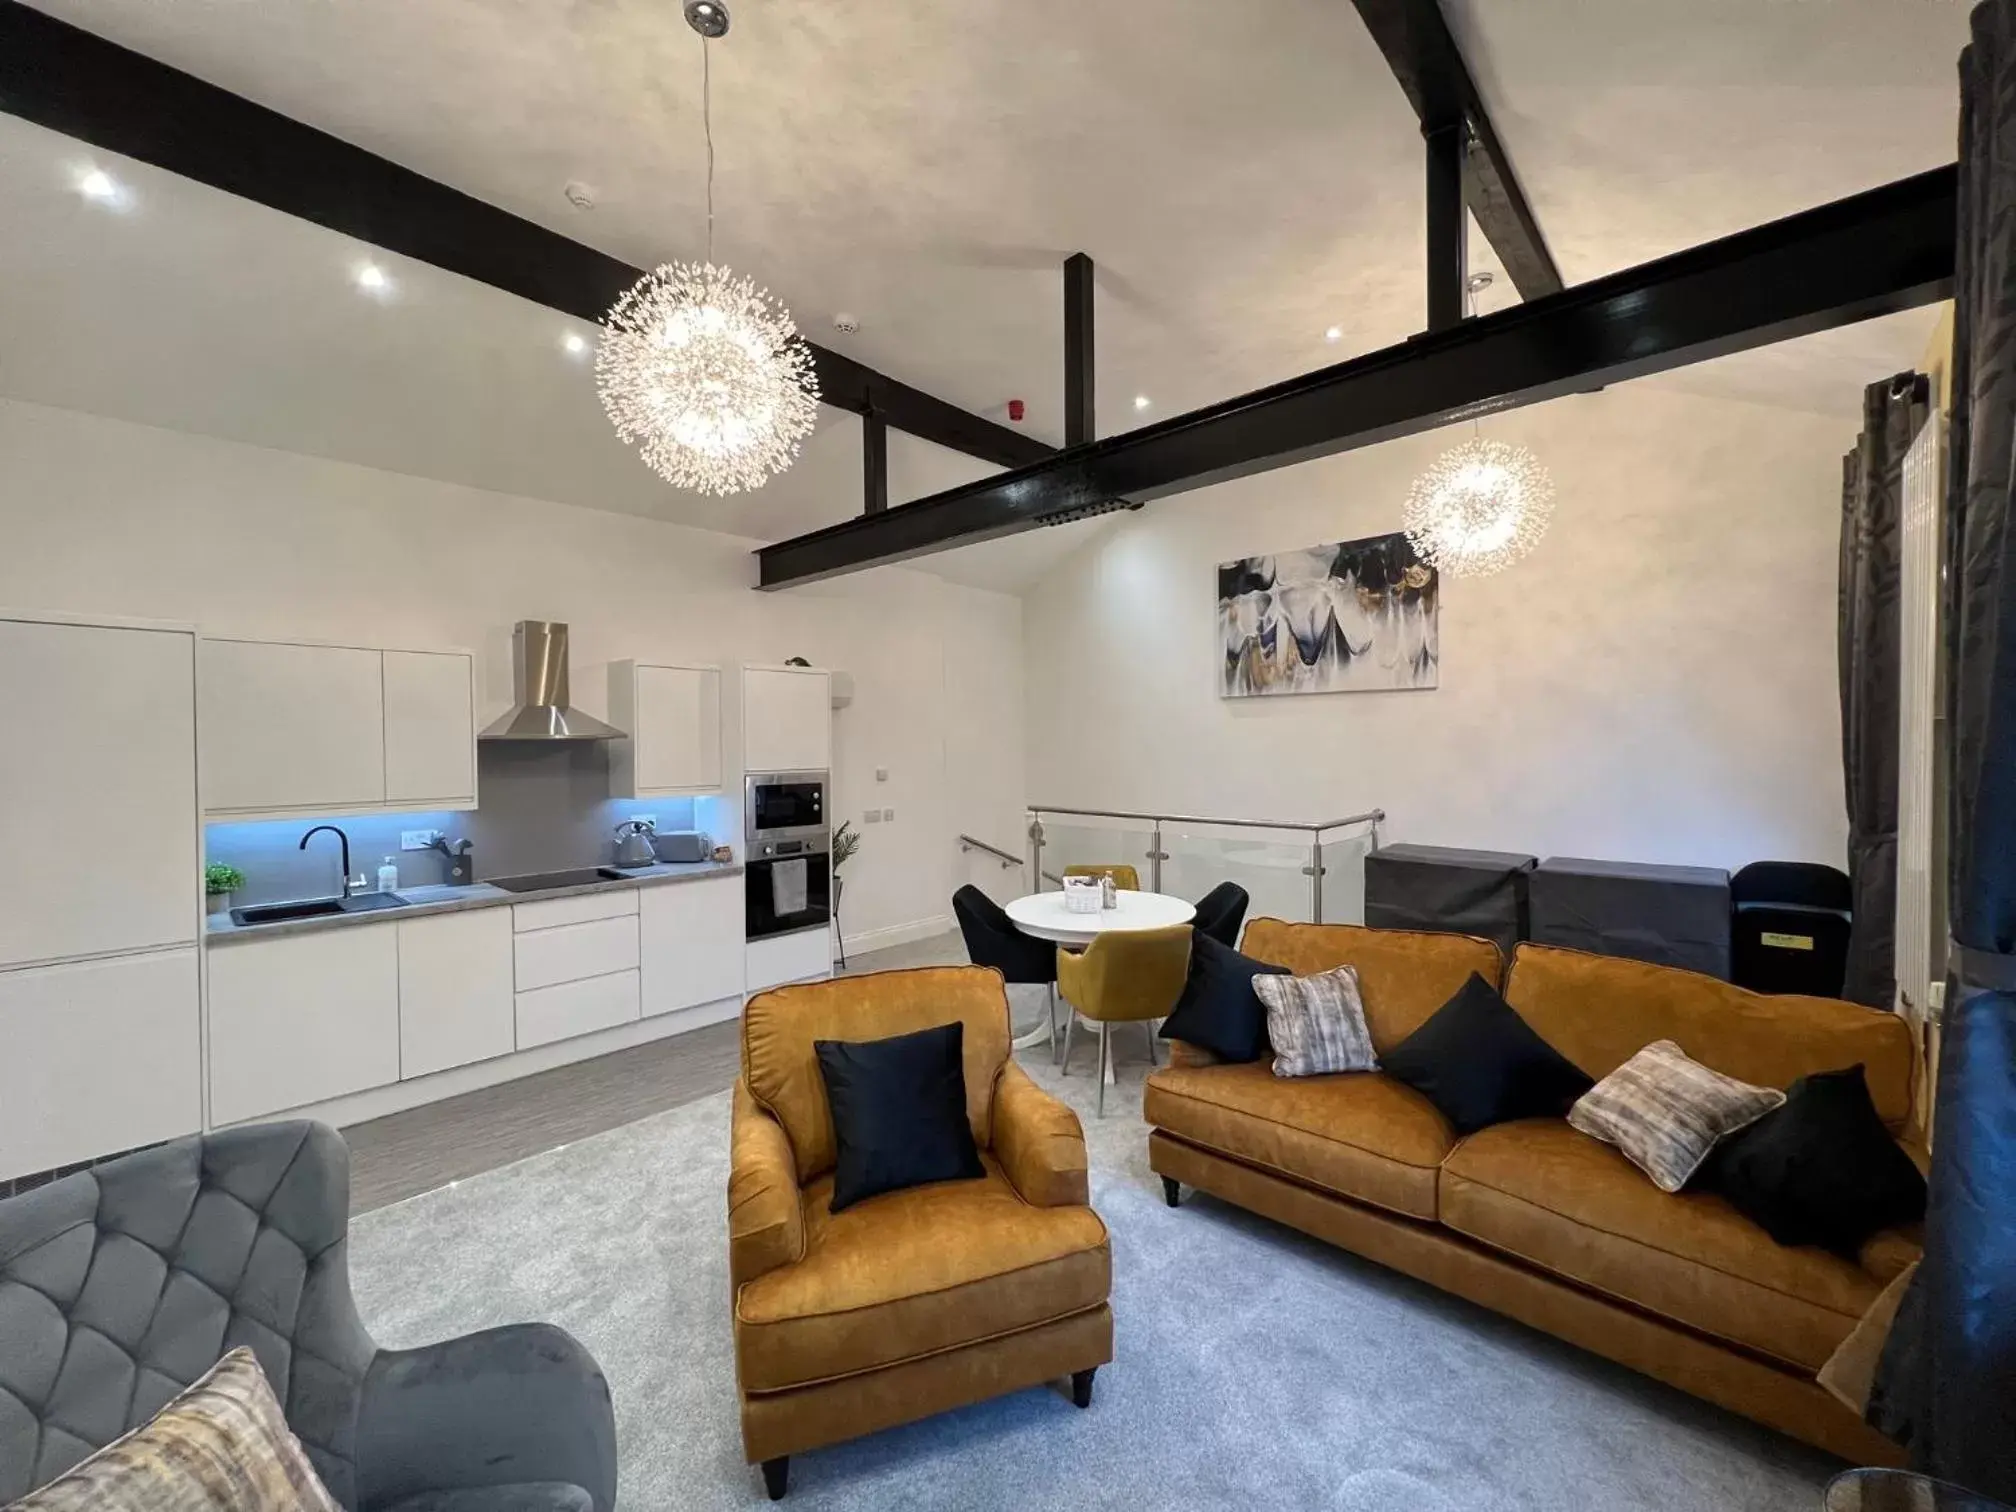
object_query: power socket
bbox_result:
[863,810,882,824]
[400,829,443,851]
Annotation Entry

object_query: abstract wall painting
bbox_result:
[1218,530,1439,697]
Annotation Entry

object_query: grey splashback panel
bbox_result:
[207,742,721,906]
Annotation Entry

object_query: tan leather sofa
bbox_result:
[729,965,1113,1499]
[1144,920,1919,1465]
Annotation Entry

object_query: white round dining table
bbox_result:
[1004,888,1196,947]
[1003,889,1196,1056]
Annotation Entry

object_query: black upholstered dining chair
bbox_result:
[952,884,1063,1055]
[1192,882,1250,948]
[0,1121,617,1512]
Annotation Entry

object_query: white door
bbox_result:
[634,665,721,792]
[0,948,200,1180]
[384,650,476,807]
[743,667,831,773]
[201,640,386,814]
[0,619,198,967]
[206,925,400,1124]
[641,877,745,1016]
[398,909,514,1078]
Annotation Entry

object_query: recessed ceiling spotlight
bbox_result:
[1324,326,1343,343]
[75,167,124,206]
[355,263,389,292]
[563,332,589,355]
[1133,395,1152,411]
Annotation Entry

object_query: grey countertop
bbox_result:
[205,861,744,945]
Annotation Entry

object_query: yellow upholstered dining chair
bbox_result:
[1056,924,1192,1115]
[1062,863,1141,892]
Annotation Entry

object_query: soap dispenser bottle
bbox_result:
[377,856,399,893]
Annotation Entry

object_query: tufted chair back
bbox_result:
[0,1122,374,1506]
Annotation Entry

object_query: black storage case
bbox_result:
[1529,856,1733,980]
[1363,843,1538,957]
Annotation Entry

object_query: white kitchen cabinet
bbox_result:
[383,649,477,807]
[200,639,385,815]
[745,927,833,995]
[609,661,722,796]
[512,890,637,933]
[743,666,832,773]
[398,909,514,1079]
[0,617,199,968]
[0,948,201,1180]
[641,877,744,1017]
[515,970,641,1050]
[514,915,640,993]
[207,924,400,1125]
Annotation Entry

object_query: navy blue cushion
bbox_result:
[815,1022,985,1213]
[1158,932,1289,1063]
[1381,973,1593,1135]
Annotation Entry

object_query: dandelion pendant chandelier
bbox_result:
[1401,274,1553,577]
[596,0,819,496]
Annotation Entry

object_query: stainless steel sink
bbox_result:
[230,893,408,926]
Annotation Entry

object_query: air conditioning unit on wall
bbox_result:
[830,670,855,710]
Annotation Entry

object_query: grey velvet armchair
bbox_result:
[0,1122,616,1512]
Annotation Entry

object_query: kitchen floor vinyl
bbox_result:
[346,930,968,1212]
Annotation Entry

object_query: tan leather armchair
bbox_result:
[728,965,1112,1500]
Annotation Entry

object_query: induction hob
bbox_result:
[487,867,631,893]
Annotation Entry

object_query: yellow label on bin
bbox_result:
[1759,931,1815,951]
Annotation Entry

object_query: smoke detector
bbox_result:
[832,313,860,334]
[563,181,597,210]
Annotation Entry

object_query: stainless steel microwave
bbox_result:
[745,770,828,847]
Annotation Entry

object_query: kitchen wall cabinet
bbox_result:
[641,875,744,1017]
[383,649,477,807]
[207,924,400,1125]
[609,661,722,797]
[0,616,199,969]
[398,909,514,1079]
[743,665,832,774]
[200,637,476,819]
[0,948,201,1181]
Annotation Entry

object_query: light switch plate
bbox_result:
[875,767,889,782]
[882,807,896,822]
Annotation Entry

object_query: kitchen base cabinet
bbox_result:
[0,949,200,1181]
[207,925,400,1125]
[399,910,515,1079]
[745,928,833,995]
[641,876,744,1016]
[516,970,640,1050]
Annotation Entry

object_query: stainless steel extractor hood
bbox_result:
[478,621,624,741]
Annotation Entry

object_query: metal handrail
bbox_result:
[1023,804,1385,925]
[1028,804,1384,835]
[957,834,1023,869]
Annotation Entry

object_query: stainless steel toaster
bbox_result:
[651,829,713,864]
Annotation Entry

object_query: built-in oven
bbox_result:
[745,771,832,941]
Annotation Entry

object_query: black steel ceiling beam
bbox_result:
[1064,252,1096,446]
[861,411,888,515]
[1424,121,1468,331]
[0,0,1052,473]
[1350,0,1564,302]
[757,166,1955,588]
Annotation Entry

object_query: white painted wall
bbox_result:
[1023,381,1851,873]
[0,395,1026,947]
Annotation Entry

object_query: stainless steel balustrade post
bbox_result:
[1149,821,1166,893]
[1028,813,1047,893]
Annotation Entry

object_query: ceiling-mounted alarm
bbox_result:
[563,181,596,209]
[833,313,861,334]
[1008,399,1026,422]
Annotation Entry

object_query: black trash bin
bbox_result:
[1729,861,1853,998]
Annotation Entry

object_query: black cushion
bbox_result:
[814,1021,985,1213]
[1157,931,1289,1063]
[1701,1064,1927,1255]
[1380,972,1594,1135]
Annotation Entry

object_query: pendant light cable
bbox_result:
[701,37,715,264]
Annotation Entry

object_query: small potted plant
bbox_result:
[831,820,860,966]
[204,862,245,917]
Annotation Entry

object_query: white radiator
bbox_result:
[1895,414,1944,1025]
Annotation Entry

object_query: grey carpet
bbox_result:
[350,1009,1841,1510]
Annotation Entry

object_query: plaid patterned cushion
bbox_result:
[1253,966,1378,1077]
[1568,1040,1785,1192]
[12,1348,340,1511]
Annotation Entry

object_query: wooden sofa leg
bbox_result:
[761,1456,790,1500]
[1161,1175,1182,1208]
[1071,1367,1097,1408]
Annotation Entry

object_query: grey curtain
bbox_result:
[1869,1,2016,1495]
[1840,374,1927,1009]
